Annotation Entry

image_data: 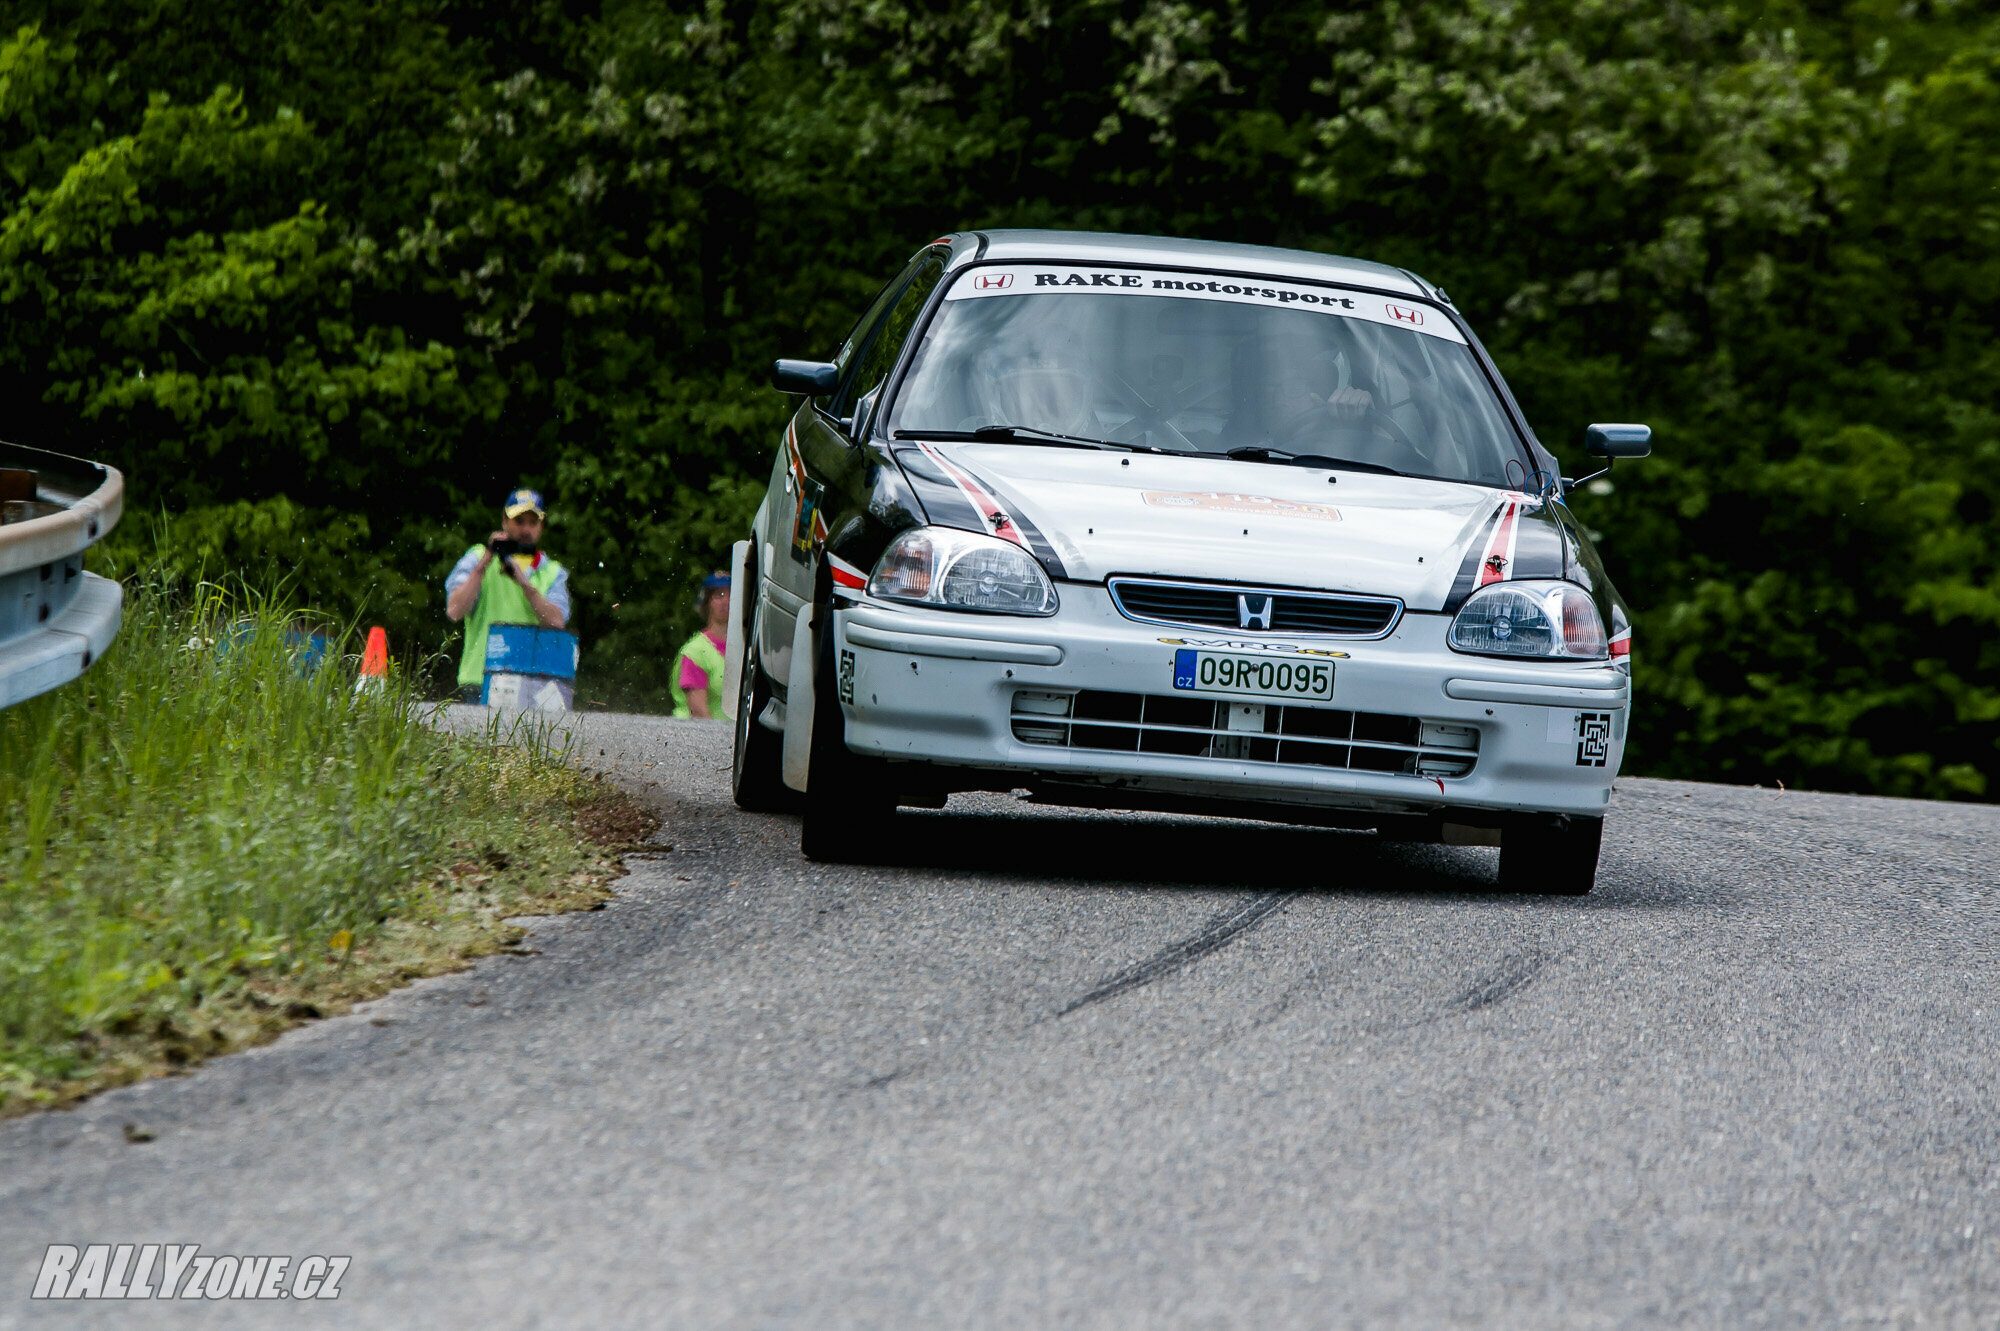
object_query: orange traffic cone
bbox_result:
[356,627,389,694]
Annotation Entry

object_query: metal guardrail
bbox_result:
[0,441,124,709]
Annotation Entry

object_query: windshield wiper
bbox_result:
[1222,446,1403,476]
[895,425,1169,453]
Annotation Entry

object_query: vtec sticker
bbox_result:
[1156,636,1348,659]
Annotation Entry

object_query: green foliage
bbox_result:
[91,497,444,664]
[0,577,586,1100]
[2,0,1997,787]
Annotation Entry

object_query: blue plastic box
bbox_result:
[481,625,579,709]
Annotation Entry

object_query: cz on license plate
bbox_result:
[1172,649,1334,701]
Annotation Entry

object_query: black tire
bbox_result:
[1498,814,1603,896]
[731,589,795,813]
[800,627,896,862]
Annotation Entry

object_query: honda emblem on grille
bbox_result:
[1237,594,1275,630]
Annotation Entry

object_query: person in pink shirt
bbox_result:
[671,572,731,718]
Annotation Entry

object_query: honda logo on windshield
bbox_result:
[1385,303,1424,325]
[1238,594,1275,631]
[973,273,1014,290]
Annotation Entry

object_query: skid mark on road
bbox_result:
[1450,951,1550,1012]
[1058,891,1297,1017]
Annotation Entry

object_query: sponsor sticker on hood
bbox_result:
[944,265,1467,343]
[1144,490,1341,522]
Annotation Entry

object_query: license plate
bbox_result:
[1172,649,1334,701]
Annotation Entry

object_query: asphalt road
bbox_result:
[5,710,1999,1328]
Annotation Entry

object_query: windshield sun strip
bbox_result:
[878,260,1542,484]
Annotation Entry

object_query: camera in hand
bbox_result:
[490,537,538,558]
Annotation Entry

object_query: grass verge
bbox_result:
[0,578,657,1117]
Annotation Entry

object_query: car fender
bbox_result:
[781,606,815,791]
[721,539,750,721]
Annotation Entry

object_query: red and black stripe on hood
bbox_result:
[1444,493,1570,611]
[889,441,1071,580]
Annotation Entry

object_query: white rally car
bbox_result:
[724,231,1649,893]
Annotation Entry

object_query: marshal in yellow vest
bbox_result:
[456,548,568,689]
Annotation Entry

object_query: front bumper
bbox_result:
[832,584,1629,819]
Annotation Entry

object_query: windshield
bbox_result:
[888,264,1529,486]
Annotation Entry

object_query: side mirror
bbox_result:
[772,359,839,396]
[1584,423,1652,459]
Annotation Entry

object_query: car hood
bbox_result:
[891,441,1568,612]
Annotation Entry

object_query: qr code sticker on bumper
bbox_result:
[1575,711,1612,767]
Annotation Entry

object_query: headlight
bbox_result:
[866,527,1059,616]
[1449,580,1607,659]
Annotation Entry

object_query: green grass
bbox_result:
[0,576,651,1113]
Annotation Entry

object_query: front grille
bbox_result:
[1011,689,1478,778]
[1108,578,1401,637]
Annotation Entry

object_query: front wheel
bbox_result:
[1498,814,1603,896]
[800,634,896,862]
[731,629,794,812]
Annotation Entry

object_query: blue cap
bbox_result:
[503,488,545,518]
[702,571,731,591]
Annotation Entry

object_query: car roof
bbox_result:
[954,229,1433,298]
